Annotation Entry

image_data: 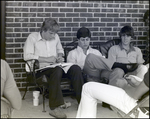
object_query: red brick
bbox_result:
[45,8,58,12]
[74,8,87,12]
[107,14,118,17]
[22,13,36,17]
[6,13,21,17]
[101,18,113,22]
[108,4,119,8]
[59,18,72,22]
[23,2,37,6]
[66,13,79,17]
[60,8,73,12]
[38,3,51,7]
[114,18,125,22]
[52,3,65,7]
[81,3,93,7]
[30,18,43,22]
[30,8,43,12]
[52,13,65,17]
[94,13,106,17]
[6,2,22,6]
[121,4,132,8]
[87,18,99,22]
[15,8,28,12]
[15,18,28,22]
[67,3,79,7]
[73,18,86,22]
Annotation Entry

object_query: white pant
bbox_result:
[76,82,137,118]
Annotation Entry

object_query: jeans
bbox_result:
[76,82,137,118]
[67,65,84,103]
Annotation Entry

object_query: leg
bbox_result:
[83,54,113,78]
[67,65,84,103]
[76,82,137,118]
[41,66,64,109]
[127,64,148,80]
[109,68,125,87]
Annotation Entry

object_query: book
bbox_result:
[35,62,74,73]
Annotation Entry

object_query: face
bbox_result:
[121,34,132,45]
[42,30,56,41]
[78,37,90,49]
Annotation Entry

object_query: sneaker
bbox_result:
[137,107,149,118]
[102,102,112,111]
[130,107,149,118]
[60,102,71,109]
[49,107,67,118]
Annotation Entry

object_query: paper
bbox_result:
[35,62,74,73]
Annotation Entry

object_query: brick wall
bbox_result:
[4,0,149,91]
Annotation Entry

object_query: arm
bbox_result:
[124,70,149,100]
[56,34,64,56]
[2,60,22,110]
[108,46,117,63]
[124,81,149,100]
[23,34,39,61]
[55,34,65,63]
[67,50,77,64]
[135,47,145,64]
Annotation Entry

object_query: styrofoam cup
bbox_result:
[33,99,39,106]
[33,91,40,99]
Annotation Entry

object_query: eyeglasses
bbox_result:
[80,37,90,42]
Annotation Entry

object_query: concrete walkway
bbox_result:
[12,91,119,118]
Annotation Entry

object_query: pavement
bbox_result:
[11,91,119,118]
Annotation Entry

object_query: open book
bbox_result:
[35,62,74,73]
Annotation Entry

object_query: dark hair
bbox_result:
[119,25,134,39]
[77,27,91,39]
[143,10,149,26]
[40,18,60,33]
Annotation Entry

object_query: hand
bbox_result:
[116,78,128,89]
[38,56,57,64]
[48,56,57,63]
[125,75,141,87]
[56,56,64,63]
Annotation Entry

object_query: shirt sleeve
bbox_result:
[135,47,145,64]
[67,50,77,64]
[108,46,117,63]
[23,33,39,61]
[56,34,64,55]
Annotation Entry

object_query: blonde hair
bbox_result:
[40,18,60,33]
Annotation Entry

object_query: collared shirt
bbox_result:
[67,46,103,69]
[108,43,145,64]
[24,32,64,60]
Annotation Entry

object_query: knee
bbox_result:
[137,64,148,73]
[82,82,94,93]
[86,54,95,61]
[54,66,63,75]
[112,68,125,76]
[70,65,82,72]
[70,65,81,71]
